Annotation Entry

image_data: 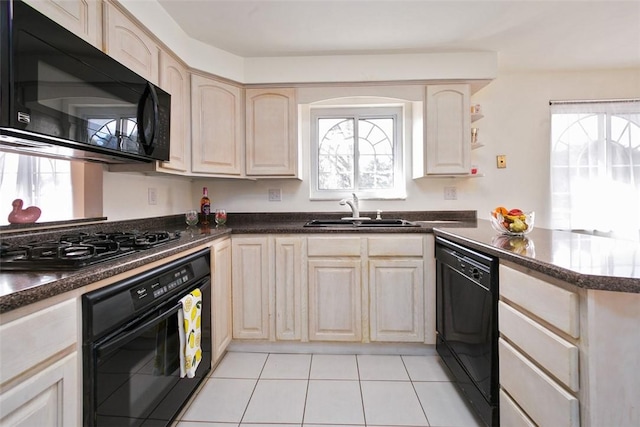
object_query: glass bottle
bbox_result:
[200,187,211,224]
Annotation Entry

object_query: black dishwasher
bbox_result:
[435,236,499,427]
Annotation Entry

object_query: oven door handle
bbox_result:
[96,302,182,358]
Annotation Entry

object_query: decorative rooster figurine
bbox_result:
[7,199,41,224]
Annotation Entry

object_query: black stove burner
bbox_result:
[0,230,181,271]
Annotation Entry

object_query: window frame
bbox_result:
[309,105,405,200]
[550,99,640,238]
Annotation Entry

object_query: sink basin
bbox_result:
[414,220,464,224]
[304,219,419,228]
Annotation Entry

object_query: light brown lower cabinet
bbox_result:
[230,234,431,344]
[211,238,232,365]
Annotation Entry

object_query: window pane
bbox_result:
[550,102,640,238]
[359,154,393,189]
[318,118,355,190]
[310,105,404,199]
[357,118,394,189]
[0,153,73,225]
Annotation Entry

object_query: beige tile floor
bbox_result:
[176,351,485,427]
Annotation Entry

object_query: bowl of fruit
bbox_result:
[490,207,534,236]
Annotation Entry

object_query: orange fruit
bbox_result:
[493,206,508,218]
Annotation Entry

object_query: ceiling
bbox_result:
[157,0,640,71]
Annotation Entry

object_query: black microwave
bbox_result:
[0,0,171,163]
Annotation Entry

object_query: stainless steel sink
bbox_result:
[414,220,464,225]
[303,219,419,228]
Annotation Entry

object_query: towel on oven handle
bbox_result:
[177,288,203,378]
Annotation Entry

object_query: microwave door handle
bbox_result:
[96,302,181,358]
[137,83,159,154]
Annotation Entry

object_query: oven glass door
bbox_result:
[438,263,493,400]
[91,281,211,427]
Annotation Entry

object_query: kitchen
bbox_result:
[1,1,640,426]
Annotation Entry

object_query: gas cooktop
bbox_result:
[0,230,181,271]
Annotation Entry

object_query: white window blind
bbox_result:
[550,99,640,240]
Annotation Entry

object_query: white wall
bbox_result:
[98,0,640,229]
[182,68,640,229]
[102,171,192,221]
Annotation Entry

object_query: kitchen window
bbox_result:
[0,153,73,225]
[550,99,640,240]
[310,106,405,200]
[0,153,102,226]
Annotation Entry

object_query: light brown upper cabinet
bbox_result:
[420,84,471,176]
[191,74,244,176]
[245,88,299,177]
[158,51,191,173]
[103,1,159,85]
[24,0,102,48]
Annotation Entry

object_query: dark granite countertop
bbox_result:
[2,210,639,314]
[434,220,640,294]
[0,218,230,313]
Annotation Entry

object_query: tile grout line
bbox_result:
[300,353,313,425]
[401,354,432,427]
[355,354,369,427]
[237,352,270,425]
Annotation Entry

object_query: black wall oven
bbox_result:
[0,0,171,163]
[82,249,211,427]
[435,236,499,427]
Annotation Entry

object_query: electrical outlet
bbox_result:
[268,188,282,202]
[444,186,457,200]
[148,188,157,205]
[497,155,507,168]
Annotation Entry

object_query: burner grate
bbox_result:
[0,230,181,271]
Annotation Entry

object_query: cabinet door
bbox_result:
[245,88,298,176]
[308,259,362,342]
[232,237,269,339]
[158,51,190,173]
[103,2,159,84]
[212,239,232,364]
[191,74,244,175]
[274,237,303,341]
[369,259,424,342]
[0,353,78,427]
[24,0,102,48]
[425,84,471,174]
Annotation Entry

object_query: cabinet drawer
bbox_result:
[499,301,579,392]
[368,236,423,257]
[499,389,536,427]
[307,236,361,257]
[500,265,579,338]
[499,339,580,427]
[0,299,77,385]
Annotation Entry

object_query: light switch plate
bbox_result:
[444,186,457,200]
[148,188,157,205]
[497,155,507,168]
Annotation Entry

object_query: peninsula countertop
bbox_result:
[433,220,640,293]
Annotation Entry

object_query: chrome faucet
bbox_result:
[340,193,360,218]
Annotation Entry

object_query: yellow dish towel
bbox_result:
[177,288,203,378]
